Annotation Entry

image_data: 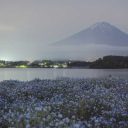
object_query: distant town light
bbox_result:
[16,65,27,68]
[53,65,59,68]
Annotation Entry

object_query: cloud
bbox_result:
[0,24,16,32]
[0,0,128,60]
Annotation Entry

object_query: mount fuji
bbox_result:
[55,22,128,46]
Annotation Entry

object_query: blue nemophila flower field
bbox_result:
[0,77,128,128]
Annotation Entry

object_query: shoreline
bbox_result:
[0,67,128,69]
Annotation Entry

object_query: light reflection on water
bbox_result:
[0,68,128,81]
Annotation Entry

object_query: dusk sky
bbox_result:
[0,0,128,61]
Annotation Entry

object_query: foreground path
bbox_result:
[0,78,128,128]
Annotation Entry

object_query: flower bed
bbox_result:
[0,77,128,128]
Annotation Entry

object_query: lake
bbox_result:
[0,68,127,81]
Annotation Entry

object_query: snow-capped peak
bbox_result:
[90,22,114,31]
[55,21,128,46]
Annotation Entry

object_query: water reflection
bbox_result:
[0,68,127,81]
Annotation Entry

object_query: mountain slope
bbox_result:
[55,22,128,46]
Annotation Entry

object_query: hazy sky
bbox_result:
[0,0,128,61]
